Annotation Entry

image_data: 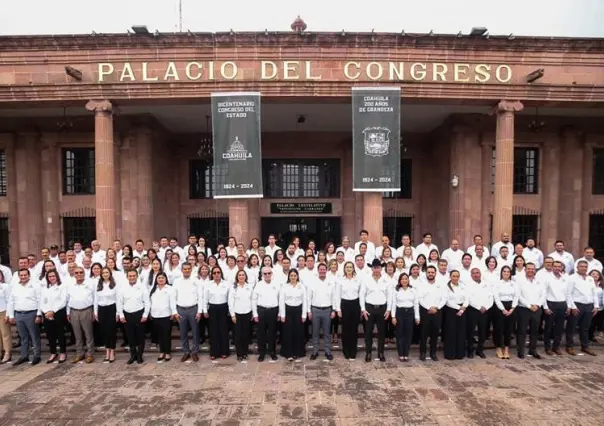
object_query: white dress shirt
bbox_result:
[226,246,238,257]
[390,286,420,321]
[264,245,282,259]
[94,281,118,315]
[375,245,395,260]
[491,242,513,258]
[7,280,41,317]
[467,245,491,258]
[481,269,499,286]
[354,240,376,261]
[203,280,230,313]
[40,284,68,314]
[66,280,95,314]
[228,283,253,315]
[245,266,260,286]
[535,268,552,282]
[117,282,151,318]
[417,280,447,311]
[574,257,603,274]
[359,274,392,312]
[172,276,203,312]
[493,279,519,311]
[441,248,464,271]
[91,249,107,265]
[0,281,10,313]
[335,276,361,312]
[542,273,571,310]
[523,247,544,269]
[165,266,183,285]
[252,279,280,317]
[548,250,575,275]
[567,274,600,309]
[306,276,337,310]
[0,265,12,285]
[279,283,308,320]
[150,285,177,318]
[496,256,513,268]
[515,276,546,308]
[465,280,494,311]
[445,283,469,311]
[337,246,355,262]
[415,243,439,259]
[396,247,417,261]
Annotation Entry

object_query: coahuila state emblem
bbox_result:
[222,136,252,161]
[362,127,390,157]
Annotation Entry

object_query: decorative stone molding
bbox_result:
[492,100,524,114]
[85,99,112,113]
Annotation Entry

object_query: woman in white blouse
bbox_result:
[223,256,238,284]
[245,254,260,287]
[492,265,518,359]
[327,259,341,345]
[512,255,526,281]
[402,246,415,269]
[279,269,307,362]
[408,264,423,287]
[391,273,420,362]
[589,270,603,341]
[335,262,360,360]
[482,256,499,285]
[228,270,253,362]
[443,270,469,360]
[204,266,231,360]
[394,257,407,276]
[149,272,177,363]
[226,237,238,257]
[325,242,337,262]
[165,253,183,284]
[246,238,261,257]
[94,267,119,363]
[41,270,68,364]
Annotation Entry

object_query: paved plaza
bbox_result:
[0,345,602,426]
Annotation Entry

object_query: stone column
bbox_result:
[480,140,494,244]
[540,135,561,250]
[133,126,154,246]
[4,135,20,265]
[448,126,466,243]
[363,192,383,246]
[341,146,355,240]
[40,134,61,247]
[248,199,260,241]
[580,136,595,249]
[557,127,583,254]
[492,100,523,239]
[86,100,116,248]
[229,200,249,244]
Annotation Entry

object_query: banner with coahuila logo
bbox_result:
[352,87,401,192]
[211,92,263,198]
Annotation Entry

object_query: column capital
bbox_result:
[86,99,113,113]
[492,100,524,114]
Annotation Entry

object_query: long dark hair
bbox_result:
[45,269,62,288]
[512,255,526,275]
[90,262,103,278]
[150,272,169,297]
[286,268,300,284]
[211,266,224,281]
[415,254,428,272]
[148,258,163,288]
[447,269,460,292]
[97,267,116,291]
[395,273,411,291]
[500,265,513,280]
[233,269,248,288]
[39,260,55,281]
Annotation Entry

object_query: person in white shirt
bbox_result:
[337,236,355,262]
[441,240,464,272]
[443,270,469,360]
[0,257,12,285]
[357,243,374,266]
[515,263,545,359]
[93,267,119,363]
[182,234,198,257]
[360,259,392,362]
[465,268,494,359]
[522,238,544,269]
[481,257,499,285]
[90,240,107,265]
[173,263,203,363]
[149,272,177,362]
[395,234,417,260]
[73,242,85,265]
[8,269,42,366]
[354,254,370,278]
[535,257,554,282]
[204,266,231,360]
[132,239,147,260]
[67,266,96,364]
[225,237,238,258]
[466,234,491,258]
[417,265,447,361]
[118,269,150,365]
[375,236,395,260]
[264,234,281,259]
[40,269,68,364]
[415,233,438,260]
[299,254,318,285]
[548,240,575,275]
[492,265,518,359]
[542,261,570,356]
[496,246,513,269]
[228,270,254,362]
[168,237,186,262]
[435,260,450,288]
[574,246,603,274]
[354,229,376,261]
[0,268,11,364]
[565,260,599,356]
[307,263,337,361]
[391,272,420,362]
[491,233,514,258]
[335,261,361,360]
[279,268,307,361]
[470,245,488,271]
[458,254,473,284]
[252,266,280,362]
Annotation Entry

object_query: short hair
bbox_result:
[425,265,436,272]
[423,232,432,238]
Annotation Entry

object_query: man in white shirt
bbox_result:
[49,245,60,268]
[417,265,446,361]
[337,237,355,262]
[522,238,544,269]
[465,267,494,358]
[173,263,203,363]
[435,260,450,287]
[354,254,371,277]
[548,240,575,275]
[168,237,186,261]
[466,234,491,258]
[441,240,463,272]
[565,260,599,356]
[90,240,106,265]
[470,245,488,271]
[358,243,374,265]
[415,233,438,259]
[252,266,280,362]
[307,263,337,361]
[515,263,545,359]
[299,255,317,286]
[354,229,376,261]
[67,267,96,364]
[395,234,416,259]
[133,239,147,259]
[542,261,570,356]
[285,244,298,264]
[491,233,514,258]
[264,234,281,259]
[375,236,395,260]
[183,234,198,256]
[73,242,85,265]
[574,246,603,274]
[273,258,292,285]
[360,259,392,362]
[496,246,513,269]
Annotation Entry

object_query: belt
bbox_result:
[177,304,198,309]
[311,306,332,310]
[397,306,414,311]
[366,303,386,309]
[69,306,92,312]
[258,305,278,310]
[15,310,36,314]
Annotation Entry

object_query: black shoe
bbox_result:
[136,356,144,364]
[430,353,438,362]
[127,356,136,365]
[467,352,474,359]
[258,354,265,362]
[326,353,334,361]
[237,357,243,362]
[243,355,248,360]
[517,352,525,359]
[270,354,278,361]
[419,353,426,361]
[12,341,21,349]
[477,352,486,359]
[378,353,386,362]
[12,357,28,366]
[120,342,128,348]
[31,357,42,366]
[310,353,318,360]
[529,351,542,360]
[365,353,372,362]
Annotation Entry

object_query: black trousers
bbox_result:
[466,307,488,354]
[281,305,305,358]
[517,306,541,354]
[566,302,594,350]
[124,309,145,357]
[154,316,172,354]
[443,306,466,360]
[331,315,340,337]
[544,301,567,351]
[234,312,252,357]
[395,307,414,357]
[208,303,230,357]
[419,307,441,355]
[492,301,515,348]
[257,306,278,356]
[198,315,208,343]
[45,308,67,355]
[98,304,117,349]
[589,309,604,340]
[341,298,360,359]
[364,303,386,355]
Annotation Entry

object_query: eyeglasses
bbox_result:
[212,271,221,275]
[237,260,245,263]
[263,272,272,275]
[74,272,84,275]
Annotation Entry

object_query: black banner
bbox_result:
[352,87,401,191]
[211,92,263,198]
[270,203,332,215]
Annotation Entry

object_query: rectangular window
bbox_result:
[511,214,539,246]
[383,216,413,247]
[263,159,340,198]
[592,149,604,195]
[0,218,9,266]
[62,217,96,249]
[589,214,604,262]
[189,217,229,252]
[0,150,6,196]
[189,160,228,199]
[63,148,95,195]
[513,148,539,194]
[383,158,412,199]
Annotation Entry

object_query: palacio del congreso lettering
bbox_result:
[0,16,602,262]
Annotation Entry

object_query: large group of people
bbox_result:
[0,230,602,367]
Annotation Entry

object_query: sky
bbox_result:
[0,0,603,37]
